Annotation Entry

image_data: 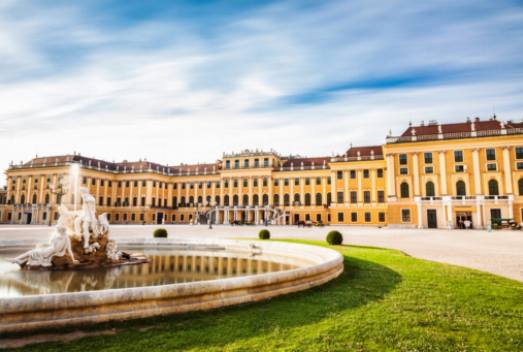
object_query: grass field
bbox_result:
[9,240,523,351]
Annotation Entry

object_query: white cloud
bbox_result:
[0,0,522,186]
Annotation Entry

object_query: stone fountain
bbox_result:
[10,187,147,270]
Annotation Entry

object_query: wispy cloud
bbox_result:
[0,0,522,185]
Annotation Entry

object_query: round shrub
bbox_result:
[258,229,271,240]
[326,230,343,245]
[153,228,168,238]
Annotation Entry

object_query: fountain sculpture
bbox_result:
[10,187,147,270]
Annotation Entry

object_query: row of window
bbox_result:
[225,158,270,169]
[336,169,384,180]
[399,147,523,166]
[399,178,517,198]
[337,211,386,223]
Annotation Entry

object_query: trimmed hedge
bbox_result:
[326,230,343,245]
[258,229,271,240]
[153,228,168,238]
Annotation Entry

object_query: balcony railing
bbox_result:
[386,127,523,144]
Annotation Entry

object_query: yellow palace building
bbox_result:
[1,117,522,229]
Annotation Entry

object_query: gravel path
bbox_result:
[1,224,522,282]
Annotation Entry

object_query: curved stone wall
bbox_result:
[0,239,343,333]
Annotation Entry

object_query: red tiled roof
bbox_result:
[400,117,516,137]
[345,145,383,158]
[281,156,330,167]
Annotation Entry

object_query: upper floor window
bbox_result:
[336,171,343,180]
[455,165,465,173]
[305,178,310,185]
[400,168,408,175]
[487,163,497,171]
[284,178,289,186]
[263,158,269,167]
[456,180,466,196]
[254,159,260,167]
[399,154,408,165]
[363,169,369,178]
[225,160,230,169]
[294,177,300,186]
[516,147,523,160]
[425,181,435,197]
[350,170,356,179]
[518,178,523,195]
[377,190,385,203]
[377,169,383,178]
[253,178,258,187]
[424,152,433,164]
[454,150,463,163]
[488,179,499,196]
[244,159,249,168]
[425,166,434,174]
[400,182,410,198]
[263,178,268,187]
[486,148,496,161]
[363,191,371,203]
[316,177,321,185]
[234,160,239,169]
[243,179,248,187]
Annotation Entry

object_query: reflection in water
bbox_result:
[0,251,297,298]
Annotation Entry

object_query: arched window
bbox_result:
[32,194,37,204]
[20,194,25,204]
[305,193,311,206]
[262,194,269,206]
[425,181,435,197]
[253,194,259,206]
[206,195,211,205]
[315,193,322,206]
[488,179,499,196]
[284,194,290,206]
[294,193,301,205]
[327,193,332,206]
[224,195,230,206]
[456,180,466,196]
[180,196,186,206]
[189,196,195,205]
[243,194,249,206]
[214,195,220,206]
[233,195,239,206]
[400,182,409,198]
[273,194,279,206]
[519,178,523,196]
[197,196,203,204]
[45,194,50,205]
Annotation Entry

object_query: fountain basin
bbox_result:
[0,239,343,333]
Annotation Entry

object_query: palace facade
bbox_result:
[1,117,522,229]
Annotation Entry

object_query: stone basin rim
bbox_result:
[0,238,344,333]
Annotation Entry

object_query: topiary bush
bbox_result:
[258,229,271,240]
[153,228,168,238]
[326,230,343,245]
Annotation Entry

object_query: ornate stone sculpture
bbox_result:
[10,188,147,270]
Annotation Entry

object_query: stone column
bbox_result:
[357,170,363,202]
[300,177,304,205]
[472,149,482,195]
[330,173,336,204]
[248,177,253,206]
[268,176,273,206]
[146,180,153,206]
[412,153,420,196]
[322,177,327,205]
[439,151,448,195]
[386,154,396,198]
[371,169,377,202]
[503,147,513,194]
[219,179,225,206]
[415,196,422,229]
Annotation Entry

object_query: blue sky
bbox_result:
[1,0,523,185]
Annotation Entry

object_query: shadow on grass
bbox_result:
[10,253,402,351]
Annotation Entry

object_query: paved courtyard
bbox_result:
[1,224,522,282]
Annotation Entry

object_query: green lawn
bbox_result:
[10,240,523,352]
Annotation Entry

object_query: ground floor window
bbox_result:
[378,212,385,222]
[140,213,144,221]
[401,209,411,222]
[365,212,371,222]
[131,213,136,221]
[351,212,357,222]
[42,212,47,221]
[123,213,128,221]
[316,214,321,222]
[337,212,344,222]
[172,214,176,222]
[306,214,311,221]
[327,214,331,222]
[181,214,184,221]
[7,212,12,221]
[115,213,120,221]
